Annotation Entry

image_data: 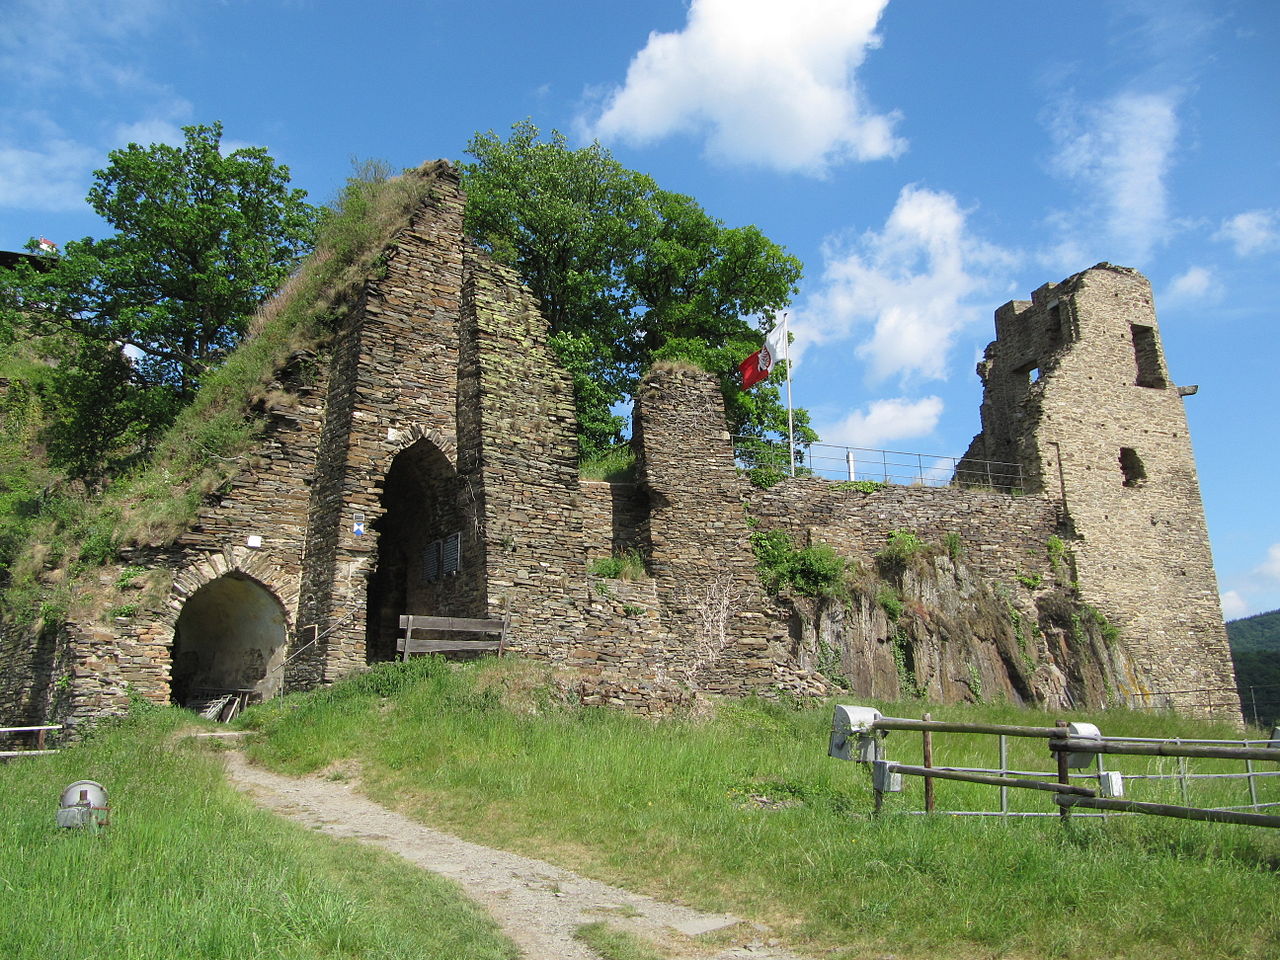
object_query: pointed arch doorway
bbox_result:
[365,437,472,663]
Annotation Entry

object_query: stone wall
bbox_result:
[962,264,1239,718]
[748,479,1064,589]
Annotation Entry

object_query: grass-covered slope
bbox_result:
[241,657,1280,960]
[0,707,515,960]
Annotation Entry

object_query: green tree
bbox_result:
[462,120,811,457]
[0,122,316,481]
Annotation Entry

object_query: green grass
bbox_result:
[573,922,667,960]
[240,658,1280,960]
[0,706,515,960]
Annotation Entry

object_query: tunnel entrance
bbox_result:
[365,438,470,664]
[170,572,288,716]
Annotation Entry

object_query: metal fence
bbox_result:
[829,707,1280,828]
[734,437,1023,492]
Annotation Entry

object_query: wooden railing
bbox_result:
[0,724,62,758]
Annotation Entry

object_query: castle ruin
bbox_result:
[0,164,1241,729]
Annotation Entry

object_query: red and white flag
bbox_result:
[739,324,786,390]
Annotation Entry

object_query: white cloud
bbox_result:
[1259,544,1280,584]
[0,138,99,211]
[1165,265,1219,303]
[819,396,943,449]
[583,0,905,174]
[1221,589,1248,621]
[1045,90,1181,264]
[793,184,1015,383]
[1214,209,1279,257]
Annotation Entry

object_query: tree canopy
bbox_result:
[0,122,316,481]
[461,121,811,457]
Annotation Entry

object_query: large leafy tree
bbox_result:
[0,122,316,481]
[461,121,811,457]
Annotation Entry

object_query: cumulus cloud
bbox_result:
[818,395,943,449]
[582,0,905,174]
[0,137,98,211]
[1164,265,1220,303]
[792,184,1015,383]
[0,1,191,213]
[1260,544,1280,584]
[1214,209,1279,257]
[1218,544,1280,622]
[1220,589,1247,621]
[1045,90,1181,264]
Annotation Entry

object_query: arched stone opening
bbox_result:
[366,438,477,663]
[170,572,288,709]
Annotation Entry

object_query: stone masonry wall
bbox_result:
[748,479,1064,589]
[964,264,1239,719]
[456,252,588,653]
[634,367,825,698]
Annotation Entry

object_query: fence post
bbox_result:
[1247,756,1260,812]
[922,712,935,813]
[846,450,856,481]
[999,735,1009,817]
[1056,720,1071,823]
[36,727,46,751]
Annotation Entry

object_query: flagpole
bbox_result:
[782,313,795,477]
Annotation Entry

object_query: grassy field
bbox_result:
[0,707,516,960]
[240,657,1280,960]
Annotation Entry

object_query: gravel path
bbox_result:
[222,751,814,960]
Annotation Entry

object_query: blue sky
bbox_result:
[2,0,1277,618]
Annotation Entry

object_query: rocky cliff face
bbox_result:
[781,552,1143,710]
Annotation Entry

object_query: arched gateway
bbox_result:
[170,572,288,712]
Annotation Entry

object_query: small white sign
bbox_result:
[246,535,263,549]
[353,521,365,537]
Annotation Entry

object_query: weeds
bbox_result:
[589,548,647,581]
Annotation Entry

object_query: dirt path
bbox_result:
[222,751,814,960]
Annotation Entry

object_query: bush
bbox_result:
[751,528,847,598]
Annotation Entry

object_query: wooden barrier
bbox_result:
[397,614,510,659]
[0,724,62,758]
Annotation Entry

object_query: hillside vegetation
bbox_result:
[1229,610,1280,727]
[0,166,433,628]
[0,707,515,960]
[239,657,1280,960]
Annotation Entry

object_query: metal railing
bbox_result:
[829,707,1280,827]
[735,437,1023,492]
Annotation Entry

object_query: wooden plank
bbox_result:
[1051,739,1280,763]
[1056,794,1280,828]
[397,638,503,653]
[875,717,1068,739]
[399,615,506,633]
[888,763,1096,797]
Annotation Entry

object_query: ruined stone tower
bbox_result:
[962,263,1239,717]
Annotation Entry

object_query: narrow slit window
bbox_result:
[1119,447,1146,487]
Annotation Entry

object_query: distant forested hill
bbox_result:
[1227,609,1280,652]
[1228,610,1280,727]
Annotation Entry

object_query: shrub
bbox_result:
[751,528,847,598]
